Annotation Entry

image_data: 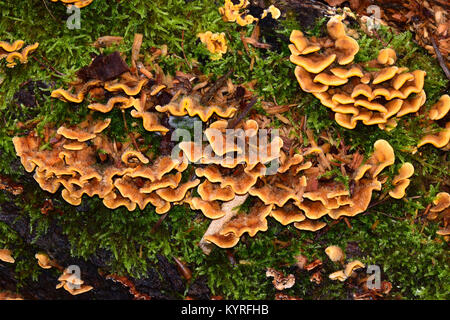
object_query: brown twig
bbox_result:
[42,0,58,21]
[227,97,258,129]
[429,31,450,80]
[200,69,234,105]
[181,30,192,70]
[371,28,388,47]
[373,210,405,221]
[32,56,65,77]
[367,196,390,209]
[150,213,169,234]
[121,109,140,152]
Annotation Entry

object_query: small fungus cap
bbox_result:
[0,249,15,263]
[430,192,450,213]
[377,48,397,65]
[344,260,365,277]
[429,94,450,121]
[325,245,345,262]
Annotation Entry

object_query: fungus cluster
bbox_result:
[329,260,365,282]
[428,192,450,241]
[219,0,258,26]
[12,123,189,214]
[290,16,430,131]
[50,0,93,8]
[197,32,228,60]
[13,53,242,215]
[13,45,401,250]
[389,162,414,199]
[0,40,39,68]
[185,137,396,249]
[418,94,450,149]
[219,1,280,26]
[56,267,93,295]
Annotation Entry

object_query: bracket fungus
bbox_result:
[13,41,402,252]
[261,5,281,20]
[389,162,414,199]
[418,121,450,149]
[35,253,58,269]
[329,260,365,282]
[417,95,450,150]
[429,192,450,241]
[219,0,258,26]
[0,40,38,68]
[56,267,93,296]
[0,249,15,264]
[50,0,94,8]
[197,31,228,60]
[0,291,23,300]
[219,1,281,26]
[428,94,450,121]
[289,16,430,131]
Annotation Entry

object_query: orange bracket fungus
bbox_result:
[289,15,430,131]
[219,0,258,26]
[0,291,23,300]
[35,253,62,270]
[389,162,414,199]
[197,31,228,60]
[219,1,281,26]
[329,260,365,282]
[418,122,450,149]
[0,249,15,264]
[429,192,450,241]
[56,267,93,295]
[261,5,281,20]
[0,40,38,68]
[50,0,94,9]
[13,38,403,252]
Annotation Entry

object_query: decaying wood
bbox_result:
[199,195,248,255]
[131,33,143,72]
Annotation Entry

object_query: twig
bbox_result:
[200,69,234,105]
[32,56,65,77]
[181,30,192,70]
[371,28,388,47]
[367,196,390,209]
[373,210,405,221]
[150,213,169,234]
[429,31,450,80]
[121,109,140,152]
[343,217,352,229]
[227,97,258,129]
[42,0,58,21]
